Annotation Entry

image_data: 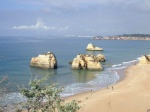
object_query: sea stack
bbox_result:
[71,54,103,70]
[86,43,103,51]
[138,55,150,64]
[30,52,57,69]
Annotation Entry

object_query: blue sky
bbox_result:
[1,0,150,36]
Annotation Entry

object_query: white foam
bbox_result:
[109,66,127,70]
[0,92,26,106]
[122,60,138,65]
[112,64,122,67]
[129,60,138,64]
[137,57,141,60]
[60,70,120,97]
[122,61,131,64]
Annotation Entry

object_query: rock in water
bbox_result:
[138,55,150,64]
[71,54,103,70]
[86,43,103,51]
[95,54,105,62]
[30,52,57,69]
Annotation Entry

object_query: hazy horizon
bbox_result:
[1,0,150,36]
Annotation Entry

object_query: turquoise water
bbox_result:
[0,36,150,105]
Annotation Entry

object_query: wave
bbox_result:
[60,70,119,97]
[0,93,26,106]
[108,66,127,70]
[112,59,139,69]
[122,59,138,65]
[112,64,121,67]
[137,57,141,60]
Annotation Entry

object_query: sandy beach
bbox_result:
[66,64,150,112]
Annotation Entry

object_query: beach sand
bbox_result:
[66,64,150,112]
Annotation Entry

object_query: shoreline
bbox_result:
[64,65,128,99]
[65,64,150,112]
[63,61,137,99]
[64,66,127,99]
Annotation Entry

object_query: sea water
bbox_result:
[0,36,150,106]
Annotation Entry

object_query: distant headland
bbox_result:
[93,34,150,40]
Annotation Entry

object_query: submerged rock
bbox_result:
[86,43,103,51]
[30,52,57,69]
[138,55,150,64]
[71,54,104,70]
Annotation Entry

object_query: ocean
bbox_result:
[0,36,150,106]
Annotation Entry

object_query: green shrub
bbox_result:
[19,78,80,112]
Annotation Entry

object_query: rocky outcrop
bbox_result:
[30,52,57,69]
[71,54,104,70]
[138,55,150,64]
[86,43,103,51]
[95,54,105,62]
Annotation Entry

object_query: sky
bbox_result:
[1,0,150,36]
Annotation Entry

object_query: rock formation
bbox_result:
[138,55,150,64]
[86,43,103,51]
[95,54,105,62]
[71,54,104,70]
[30,52,57,69]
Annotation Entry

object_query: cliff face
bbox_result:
[71,54,105,70]
[138,55,150,64]
[86,43,103,51]
[30,52,57,69]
